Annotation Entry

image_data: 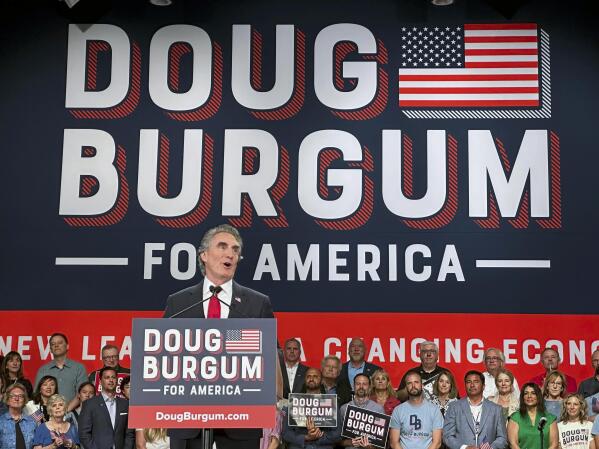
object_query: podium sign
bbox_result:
[129,318,277,428]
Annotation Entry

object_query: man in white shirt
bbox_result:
[282,338,308,398]
[482,348,520,399]
[443,370,507,449]
[78,367,134,449]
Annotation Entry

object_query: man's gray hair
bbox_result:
[484,347,505,362]
[197,224,243,275]
[419,341,439,352]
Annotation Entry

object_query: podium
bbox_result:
[128,318,277,445]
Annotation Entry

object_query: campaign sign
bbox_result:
[341,405,391,449]
[288,393,338,427]
[128,318,277,428]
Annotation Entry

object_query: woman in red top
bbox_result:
[370,369,400,415]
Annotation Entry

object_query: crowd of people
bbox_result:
[275,339,599,449]
[1,225,598,449]
[1,334,596,449]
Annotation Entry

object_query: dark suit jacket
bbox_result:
[163,280,274,320]
[163,279,274,441]
[443,398,507,449]
[281,361,309,399]
[337,360,382,402]
[340,361,381,386]
[78,394,134,449]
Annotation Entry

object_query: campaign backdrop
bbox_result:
[1,0,598,390]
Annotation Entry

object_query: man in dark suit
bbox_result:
[281,338,309,399]
[320,355,353,406]
[339,338,381,395]
[163,224,275,449]
[78,366,134,449]
[443,370,507,449]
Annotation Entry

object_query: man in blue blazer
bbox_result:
[163,224,275,449]
[443,370,507,449]
[78,366,134,449]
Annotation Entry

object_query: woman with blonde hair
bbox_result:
[135,428,169,449]
[0,383,36,449]
[544,371,567,419]
[557,394,594,449]
[489,368,520,420]
[370,369,400,415]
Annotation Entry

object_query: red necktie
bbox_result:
[207,286,222,318]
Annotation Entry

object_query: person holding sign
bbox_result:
[443,371,507,449]
[163,224,276,449]
[282,368,341,449]
[340,374,385,448]
[389,370,443,449]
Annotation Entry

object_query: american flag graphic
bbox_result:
[374,417,386,426]
[398,23,540,107]
[479,436,493,449]
[225,329,262,353]
[30,408,44,424]
[320,398,332,407]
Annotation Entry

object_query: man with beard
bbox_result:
[443,371,507,449]
[482,348,520,399]
[397,342,450,402]
[340,373,385,448]
[87,344,130,398]
[578,349,599,398]
[390,371,443,449]
[340,339,381,389]
[282,368,341,449]
[530,348,577,393]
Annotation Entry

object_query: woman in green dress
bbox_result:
[508,382,558,449]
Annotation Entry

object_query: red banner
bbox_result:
[2,311,597,396]
[128,405,275,428]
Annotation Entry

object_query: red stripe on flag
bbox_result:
[465,36,538,43]
[400,87,539,94]
[398,74,539,81]
[465,61,538,68]
[465,49,538,55]
[464,23,537,30]
[399,100,540,107]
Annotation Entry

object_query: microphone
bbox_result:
[537,417,547,431]
[167,286,223,318]
[209,285,223,295]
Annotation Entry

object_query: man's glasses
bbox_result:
[8,394,25,399]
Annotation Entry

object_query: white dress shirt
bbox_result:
[286,363,299,391]
[202,279,233,318]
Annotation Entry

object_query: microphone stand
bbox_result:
[538,419,547,449]
[201,429,214,449]
[170,285,222,448]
